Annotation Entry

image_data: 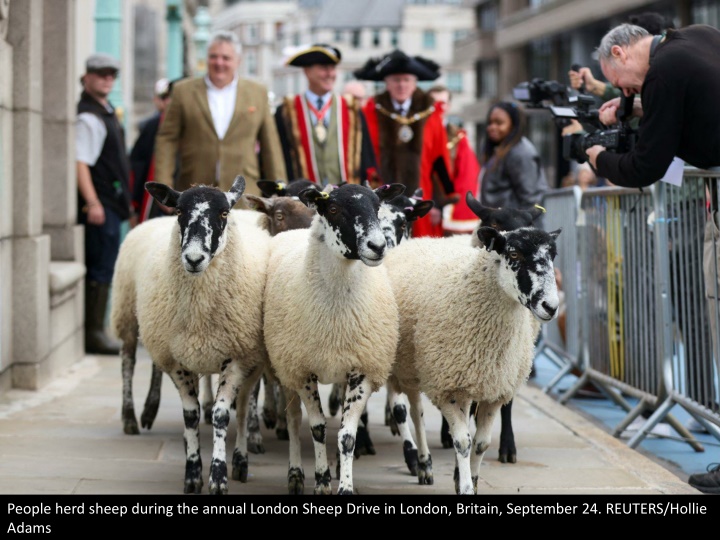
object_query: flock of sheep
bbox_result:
[109,176,561,495]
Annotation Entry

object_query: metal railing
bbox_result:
[537,169,720,450]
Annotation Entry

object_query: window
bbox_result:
[292,32,300,46]
[692,0,720,28]
[447,71,463,93]
[246,24,258,42]
[390,30,399,48]
[453,29,469,42]
[275,22,284,41]
[334,30,343,42]
[477,1,497,32]
[351,29,361,48]
[477,61,498,99]
[422,30,436,49]
[246,49,257,76]
[372,29,381,47]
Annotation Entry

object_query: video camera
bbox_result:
[511,70,638,164]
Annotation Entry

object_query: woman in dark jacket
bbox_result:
[479,101,549,210]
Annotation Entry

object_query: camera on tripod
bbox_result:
[511,73,638,164]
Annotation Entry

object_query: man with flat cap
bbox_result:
[76,52,132,354]
[275,43,377,186]
[355,49,456,238]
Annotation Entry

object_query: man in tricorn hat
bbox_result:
[275,43,377,186]
[355,49,457,238]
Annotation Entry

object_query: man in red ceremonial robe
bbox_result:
[275,43,377,186]
[354,50,457,238]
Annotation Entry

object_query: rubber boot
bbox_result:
[85,281,121,355]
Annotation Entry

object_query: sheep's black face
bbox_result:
[174,187,233,274]
[466,192,544,231]
[379,194,434,249]
[145,176,246,275]
[481,227,560,322]
[301,184,393,266]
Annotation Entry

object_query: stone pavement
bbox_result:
[0,346,700,495]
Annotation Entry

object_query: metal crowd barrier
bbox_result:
[537,169,720,450]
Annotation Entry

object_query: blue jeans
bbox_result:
[82,206,121,284]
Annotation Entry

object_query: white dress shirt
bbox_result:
[205,75,238,140]
[305,89,333,126]
[391,98,412,116]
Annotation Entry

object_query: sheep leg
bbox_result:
[390,390,418,476]
[336,370,373,495]
[167,368,203,494]
[284,387,305,494]
[261,371,277,429]
[274,382,289,440]
[200,375,214,424]
[497,400,517,464]
[246,378,265,455]
[120,334,140,435]
[328,382,344,417]
[296,375,332,495]
[440,415,453,448]
[406,389,433,485]
[140,362,163,430]
[208,359,243,495]
[385,381,399,435]
[232,364,264,482]
[354,405,375,456]
[471,401,503,493]
[440,399,474,495]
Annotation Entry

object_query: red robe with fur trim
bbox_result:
[442,124,481,235]
[363,90,453,238]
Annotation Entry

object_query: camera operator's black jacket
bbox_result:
[596,25,720,186]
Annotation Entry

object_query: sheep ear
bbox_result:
[257,180,284,198]
[477,226,505,253]
[549,228,562,241]
[406,200,434,221]
[226,176,246,207]
[375,183,406,201]
[300,186,328,209]
[146,182,181,208]
[529,205,546,221]
[465,192,496,222]
[412,188,424,199]
[244,194,274,214]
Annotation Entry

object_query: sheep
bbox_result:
[263,182,406,495]
[440,193,546,463]
[110,176,270,494]
[383,223,560,494]
[325,188,433,466]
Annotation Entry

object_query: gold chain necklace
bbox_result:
[375,103,435,143]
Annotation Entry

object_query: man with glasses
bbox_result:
[76,53,133,355]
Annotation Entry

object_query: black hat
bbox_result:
[353,50,440,82]
[286,44,342,67]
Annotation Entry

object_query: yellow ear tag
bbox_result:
[276,182,286,191]
[534,204,546,213]
[319,191,330,200]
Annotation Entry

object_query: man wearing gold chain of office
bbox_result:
[275,44,378,186]
[355,49,457,238]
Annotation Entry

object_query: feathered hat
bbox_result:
[353,49,440,81]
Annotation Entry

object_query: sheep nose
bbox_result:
[185,254,206,269]
[542,301,557,318]
[366,239,386,256]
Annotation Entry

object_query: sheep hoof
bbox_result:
[276,427,289,441]
[403,441,419,476]
[354,426,376,456]
[183,478,203,494]
[248,434,265,455]
[337,487,354,495]
[209,459,229,494]
[123,419,140,435]
[453,466,460,495]
[262,407,277,429]
[417,459,434,485]
[232,450,249,482]
[288,467,304,495]
[498,450,517,464]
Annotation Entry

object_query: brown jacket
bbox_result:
[154,76,287,198]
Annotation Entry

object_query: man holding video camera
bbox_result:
[586,22,720,496]
[585,23,720,185]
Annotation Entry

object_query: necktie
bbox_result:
[317,97,324,111]
[395,106,405,116]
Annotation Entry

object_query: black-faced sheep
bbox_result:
[263,182,405,495]
[384,224,560,494]
[110,176,269,494]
